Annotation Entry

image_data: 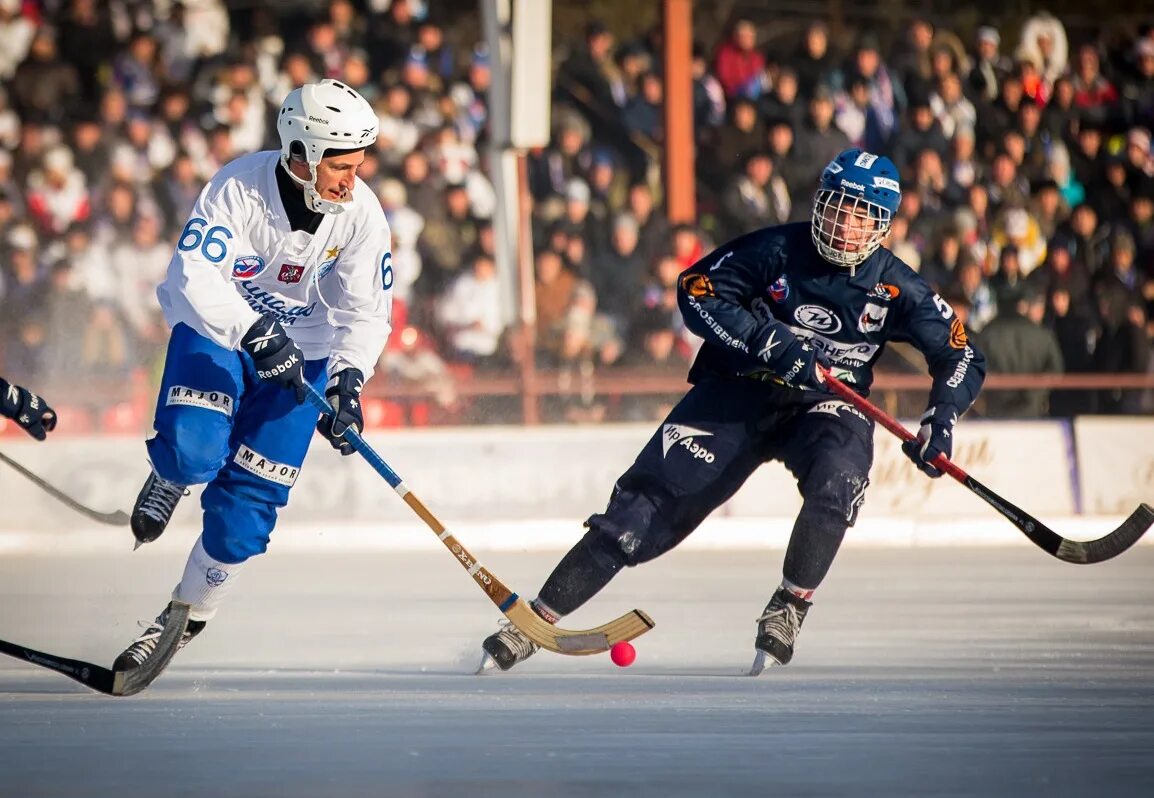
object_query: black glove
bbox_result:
[240,316,307,403]
[767,330,832,393]
[316,367,365,455]
[0,379,57,441]
[901,405,958,478]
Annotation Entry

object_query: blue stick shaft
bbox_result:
[303,382,402,489]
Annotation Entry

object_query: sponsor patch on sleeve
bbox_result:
[233,444,299,487]
[949,316,968,349]
[680,272,716,298]
[165,386,234,416]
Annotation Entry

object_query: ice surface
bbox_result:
[2,545,1153,797]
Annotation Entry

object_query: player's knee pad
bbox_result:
[587,486,681,566]
[148,414,231,485]
[200,488,278,563]
[800,469,870,526]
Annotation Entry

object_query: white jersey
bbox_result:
[157,151,393,379]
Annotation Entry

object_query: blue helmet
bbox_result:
[811,148,902,268]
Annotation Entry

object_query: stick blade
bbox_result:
[1058,503,1154,564]
[503,600,655,655]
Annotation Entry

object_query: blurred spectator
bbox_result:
[25,146,90,237]
[1070,43,1118,128]
[434,253,504,365]
[929,71,977,142]
[977,286,1064,417]
[1093,283,1151,413]
[589,212,646,344]
[378,178,425,311]
[719,151,789,241]
[379,324,459,411]
[1042,76,1079,141]
[990,206,1047,276]
[534,248,595,368]
[704,97,762,185]
[968,26,1011,104]
[892,99,949,174]
[628,181,670,270]
[419,182,481,297]
[0,0,34,83]
[760,67,806,132]
[1045,286,1099,416]
[1018,10,1068,87]
[793,21,836,100]
[952,258,997,332]
[10,26,82,126]
[558,20,624,114]
[112,32,161,111]
[714,19,764,100]
[792,87,851,189]
[1121,38,1154,130]
[831,35,906,148]
[690,42,725,132]
[892,18,936,103]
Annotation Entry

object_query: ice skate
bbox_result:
[113,602,206,673]
[476,619,540,673]
[749,587,811,675]
[131,469,188,547]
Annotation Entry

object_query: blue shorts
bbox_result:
[147,323,328,563]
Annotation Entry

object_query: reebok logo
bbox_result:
[257,353,299,380]
[758,330,781,363]
[661,424,716,463]
[248,324,279,352]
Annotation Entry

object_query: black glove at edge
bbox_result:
[0,379,57,441]
[316,367,365,455]
[901,404,958,478]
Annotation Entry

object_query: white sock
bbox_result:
[781,578,815,601]
[172,535,248,622]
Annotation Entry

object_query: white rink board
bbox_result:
[1074,417,1154,514]
[0,419,1098,535]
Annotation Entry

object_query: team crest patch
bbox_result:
[165,386,233,416]
[233,444,299,487]
[858,302,889,333]
[680,272,716,298]
[232,255,266,280]
[278,263,305,284]
[867,283,900,300]
[768,276,789,302]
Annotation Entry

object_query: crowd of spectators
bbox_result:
[0,1,1152,428]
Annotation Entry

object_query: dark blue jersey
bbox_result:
[676,222,985,414]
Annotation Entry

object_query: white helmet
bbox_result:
[277,79,378,214]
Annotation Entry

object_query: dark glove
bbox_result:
[316,367,365,455]
[901,405,958,478]
[0,379,57,441]
[240,316,307,403]
[769,332,832,393]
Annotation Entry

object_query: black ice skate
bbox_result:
[113,601,206,674]
[477,619,540,673]
[131,469,188,547]
[749,587,812,675]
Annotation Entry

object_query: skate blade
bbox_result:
[748,650,782,676]
[475,650,499,675]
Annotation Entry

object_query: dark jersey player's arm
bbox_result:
[676,232,795,371]
[891,280,986,413]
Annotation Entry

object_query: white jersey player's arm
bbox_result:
[157,176,260,350]
[323,212,393,381]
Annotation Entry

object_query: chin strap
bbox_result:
[282,155,347,215]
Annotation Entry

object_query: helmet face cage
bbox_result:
[810,187,893,268]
